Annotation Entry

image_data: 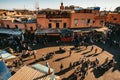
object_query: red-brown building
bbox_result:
[1,18,37,31]
[106,12,120,25]
[37,3,106,29]
[1,2,119,32]
[37,9,71,29]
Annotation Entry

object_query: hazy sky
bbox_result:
[0,0,120,11]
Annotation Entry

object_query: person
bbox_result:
[33,50,36,59]
[90,38,94,44]
[42,54,46,61]
[95,48,97,53]
[60,63,63,71]
[87,59,90,65]
[46,61,49,67]
[110,59,116,67]
[101,48,104,53]
[56,40,59,45]
[28,45,32,51]
[69,50,72,56]
[16,46,20,52]
[18,55,23,65]
[85,43,88,49]
[104,57,109,65]
[91,45,93,51]
[48,67,51,75]
[9,48,14,54]
[59,46,62,51]
[13,60,18,67]
[69,62,72,69]
[95,58,99,68]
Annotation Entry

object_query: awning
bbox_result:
[32,64,55,80]
[46,34,60,36]
[0,29,23,36]
[32,64,54,73]
[35,28,61,35]
[0,51,16,61]
[61,29,73,34]
[35,28,73,36]
[94,27,110,34]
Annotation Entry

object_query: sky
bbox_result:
[0,0,120,11]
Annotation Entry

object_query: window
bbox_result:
[81,18,85,24]
[15,25,18,29]
[56,23,59,28]
[30,26,33,30]
[74,19,78,26]
[84,10,86,13]
[113,18,117,21]
[6,25,10,28]
[100,21,104,25]
[37,24,41,29]
[90,10,92,13]
[87,19,91,24]
[48,23,52,28]
[63,23,66,28]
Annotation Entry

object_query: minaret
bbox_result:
[60,2,64,10]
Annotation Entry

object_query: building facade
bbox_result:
[1,18,37,31]
[37,3,106,29]
[37,10,71,29]
[1,3,119,31]
[106,12,120,25]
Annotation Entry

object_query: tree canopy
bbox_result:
[114,6,120,12]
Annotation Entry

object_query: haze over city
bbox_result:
[0,0,120,11]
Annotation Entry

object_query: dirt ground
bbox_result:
[17,44,120,80]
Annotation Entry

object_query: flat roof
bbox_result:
[9,66,51,80]
[0,50,16,61]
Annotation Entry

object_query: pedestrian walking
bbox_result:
[85,43,88,49]
[95,48,97,53]
[104,57,109,64]
[69,50,72,56]
[13,60,18,67]
[101,48,104,53]
[60,63,63,71]
[110,59,116,67]
[42,54,46,61]
[69,62,72,69]
[18,56,23,65]
[91,45,94,51]
[33,50,36,59]
[46,61,50,67]
[95,58,99,68]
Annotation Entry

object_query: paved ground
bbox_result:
[20,44,120,80]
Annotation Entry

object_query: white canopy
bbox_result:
[95,27,110,33]
[0,50,16,61]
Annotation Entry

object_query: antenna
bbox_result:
[24,5,26,10]
[35,0,39,11]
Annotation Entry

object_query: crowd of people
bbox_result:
[0,22,120,79]
[58,45,116,80]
